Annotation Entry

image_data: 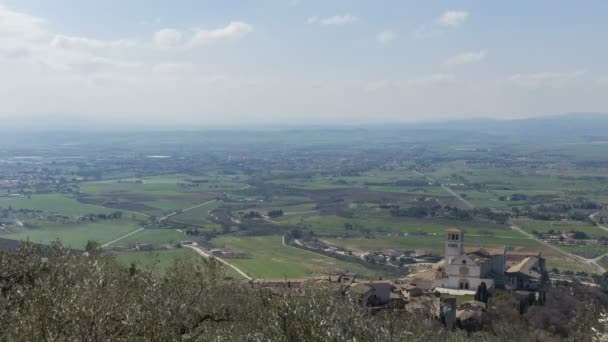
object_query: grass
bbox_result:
[559,245,608,259]
[212,235,392,280]
[170,201,222,225]
[2,220,141,249]
[513,218,608,238]
[0,194,118,216]
[278,214,520,238]
[114,248,249,279]
[543,254,598,274]
[324,232,537,256]
[112,229,187,247]
[113,248,198,271]
[81,175,248,197]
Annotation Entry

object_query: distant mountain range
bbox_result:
[405,113,608,138]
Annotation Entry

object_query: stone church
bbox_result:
[404,228,548,294]
[436,228,506,291]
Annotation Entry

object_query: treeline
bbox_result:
[501,194,599,210]
[0,242,606,341]
[387,205,510,223]
[364,180,430,187]
[511,201,600,222]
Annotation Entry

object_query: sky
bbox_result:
[1,0,608,127]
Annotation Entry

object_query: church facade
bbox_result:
[436,228,506,292]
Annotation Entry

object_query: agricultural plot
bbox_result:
[277,213,519,237]
[253,202,319,216]
[1,220,141,249]
[114,247,245,279]
[538,248,598,274]
[559,245,608,259]
[79,175,239,216]
[212,235,391,279]
[267,178,354,190]
[428,162,608,208]
[323,232,537,255]
[513,219,608,238]
[0,194,118,216]
[111,229,187,247]
[170,201,223,226]
[367,185,446,196]
[512,218,608,260]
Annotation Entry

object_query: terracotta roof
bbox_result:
[506,257,542,279]
[405,268,438,281]
[465,247,505,256]
[447,228,464,233]
[467,253,490,265]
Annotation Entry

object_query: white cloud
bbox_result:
[0,4,141,74]
[191,21,254,46]
[309,14,358,26]
[0,4,48,40]
[507,70,586,88]
[51,35,136,50]
[154,28,184,49]
[437,10,469,28]
[444,50,487,66]
[0,5,49,58]
[307,16,319,24]
[376,30,397,45]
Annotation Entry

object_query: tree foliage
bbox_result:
[0,242,604,341]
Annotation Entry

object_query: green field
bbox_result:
[212,235,392,279]
[112,248,246,279]
[0,194,118,216]
[513,219,608,238]
[277,213,519,237]
[114,248,199,271]
[324,232,538,255]
[170,201,222,225]
[81,175,248,196]
[2,220,141,249]
[559,245,608,259]
[112,229,187,247]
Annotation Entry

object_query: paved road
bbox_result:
[412,169,473,209]
[440,185,474,209]
[414,168,605,273]
[159,199,217,222]
[282,235,350,261]
[588,212,608,264]
[101,227,145,248]
[184,244,252,280]
[511,223,606,274]
[591,212,608,231]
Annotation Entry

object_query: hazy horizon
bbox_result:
[1,1,608,125]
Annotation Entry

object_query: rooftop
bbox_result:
[506,256,542,279]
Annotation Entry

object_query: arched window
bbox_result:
[459,279,470,290]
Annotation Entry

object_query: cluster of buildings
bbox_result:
[409,228,549,294]
[253,228,550,329]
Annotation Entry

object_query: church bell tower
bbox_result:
[445,228,464,263]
